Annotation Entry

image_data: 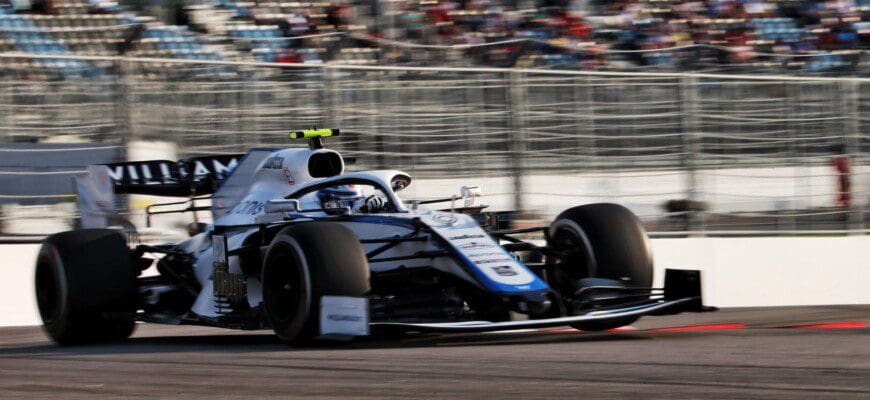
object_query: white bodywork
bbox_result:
[168,146,539,318]
[63,142,707,336]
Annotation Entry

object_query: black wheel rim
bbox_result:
[549,226,595,303]
[551,226,592,280]
[263,243,307,336]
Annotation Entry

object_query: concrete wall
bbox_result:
[403,165,870,218]
[651,236,869,307]
[0,245,39,327]
[1,237,867,327]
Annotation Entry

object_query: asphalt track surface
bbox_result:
[1,306,867,399]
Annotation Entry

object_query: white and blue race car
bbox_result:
[35,129,711,345]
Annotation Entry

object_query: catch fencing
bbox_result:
[0,53,867,237]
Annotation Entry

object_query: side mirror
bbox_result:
[460,185,482,207]
[391,174,412,192]
[264,199,300,213]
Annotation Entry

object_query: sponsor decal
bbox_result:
[476,259,516,265]
[320,296,369,336]
[104,156,240,185]
[458,241,494,250]
[283,167,295,185]
[262,156,285,169]
[230,200,265,215]
[466,252,505,258]
[433,214,458,225]
[431,226,538,288]
[327,314,363,322]
[105,161,174,185]
[491,265,518,276]
[448,234,485,240]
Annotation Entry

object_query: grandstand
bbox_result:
[0,0,866,72]
[0,1,867,237]
[0,1,228,76]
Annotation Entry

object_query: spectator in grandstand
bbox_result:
[326,3,352,28]
[3,0,865,71]
[86,0,120,13]
[117,24,145,55]
[833,154,852,208]
[275,48,303,63]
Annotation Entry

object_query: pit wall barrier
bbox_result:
[1,237,867,327]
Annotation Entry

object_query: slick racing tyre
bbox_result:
[547,203,653,331]
[35,229,138,345]
[262,222,370,344]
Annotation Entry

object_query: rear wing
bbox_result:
[102,154,243,196]
[74,154,243,229]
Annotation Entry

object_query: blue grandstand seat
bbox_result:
[803,53,848,72]
[0,13,102,77]
[228,25,287,57]
[142,25,225,63]
[213,0,250,18]
[750,17,807,44]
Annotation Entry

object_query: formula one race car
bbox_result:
[35,129,712,345]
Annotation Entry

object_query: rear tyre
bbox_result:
[547,203,653,331]
[262,223,370,344]
[35,229,138,345]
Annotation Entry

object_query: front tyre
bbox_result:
[547,203,653,331]
[262,223,370,344]
[35,229,138,345]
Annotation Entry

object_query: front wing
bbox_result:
[370,269,713,333]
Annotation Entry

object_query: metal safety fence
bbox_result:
[0,53,867,238]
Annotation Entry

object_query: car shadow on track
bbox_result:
[0,327,652,356]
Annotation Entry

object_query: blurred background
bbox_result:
[0,0,867,240]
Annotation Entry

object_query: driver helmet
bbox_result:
[316,185,362,211]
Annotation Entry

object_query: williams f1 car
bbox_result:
[35,129,712,345]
